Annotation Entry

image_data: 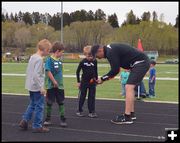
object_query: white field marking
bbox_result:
[2,63,27,65]
[165,72,178,74]
[0,121,166,140]
[2,93,178,104]
[2,73,178,80]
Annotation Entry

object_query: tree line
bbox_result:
[2,9,179,55]
[2,9,178,29]
[2,9,119,30]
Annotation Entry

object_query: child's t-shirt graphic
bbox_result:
[45,56,64,89]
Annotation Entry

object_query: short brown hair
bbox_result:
[37,39,52,51]
[51,41,64,53]
[83,45,92,55]
[150,60,156,65]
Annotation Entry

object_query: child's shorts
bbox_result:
[46,88,65,105]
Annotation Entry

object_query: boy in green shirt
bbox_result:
[44,41,67,127]
[120,69,130,96]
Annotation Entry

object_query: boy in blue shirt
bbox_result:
[120,69,130,96]
[148,61,156,97]
[43,41,67,127]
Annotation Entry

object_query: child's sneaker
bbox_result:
[19,119,28,130]
[44,118,51,126]
[60,116,67,127]
[88,113,98,118]
[76,111,85,117]
[131,112,136,120]
[149,95,155,98]
[32,127,50,133]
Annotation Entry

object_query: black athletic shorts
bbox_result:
[126,59,150,85]
[46,88,65,105]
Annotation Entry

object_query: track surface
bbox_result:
[2,94,178,141]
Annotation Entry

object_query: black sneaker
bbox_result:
[131,112,136,121]
[44,118,51,126]
[76,111,85,117]
[60,116,67,127]
[88,112,98,118]
[111,114,133,125]
[19,119,28,130]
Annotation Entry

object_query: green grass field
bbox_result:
[2,63,178,77]
[2,63,179,102]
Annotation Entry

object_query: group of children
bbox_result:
[120,61,156,98]
[19,40,98,133]
[18,39,156,133]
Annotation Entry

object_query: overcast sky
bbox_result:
[2,2,179,25]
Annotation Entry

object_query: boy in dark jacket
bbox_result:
[76,46,98,118]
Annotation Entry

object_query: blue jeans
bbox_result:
[149,81,155,96]
[140,81,146,94]
[121,84,126,96]
[22,91,45,129]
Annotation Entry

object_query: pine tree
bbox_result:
[174,15,179,28]
[95,9,106,20]
[18,11,23,22]
[141,11,151,21]
[10,12,14,21]
[2,13,5,22]
[87,10,94,21]
[126,10,136,25]
[14,13,18,22]
[108,13,119,28]
[32,12,41,24]
[152,11,158,22]
[23,12,33,25]
[5,13,9,21]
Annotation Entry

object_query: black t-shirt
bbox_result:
[76,58,98,84]
[102,43,149,81]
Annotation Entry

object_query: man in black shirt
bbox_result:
[76,46,98,118]
[91,43,150,124]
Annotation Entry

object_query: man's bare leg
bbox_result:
[125,84,135,115]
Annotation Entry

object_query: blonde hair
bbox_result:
[37,39,52,51]
[83,45,92,55]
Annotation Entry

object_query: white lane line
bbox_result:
[2,111,177,126]
[49,126,165,140]
[2,93,178,104]
[2,73,178,80]
[1,121,165,140]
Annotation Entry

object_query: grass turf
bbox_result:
[2,63,178,102]
[2,63,178,78]
[2,76,178,102]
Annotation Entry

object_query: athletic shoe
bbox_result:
[32,127,49,133]
[44,118,51,126]
[76,112,85,117]
[131,112,136,120]
[19,119,28,130]
[111,114,133,125]
[141,93,146,98]
[88,113,98,118]
[148,95,155,98]
[60,116,67,127]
